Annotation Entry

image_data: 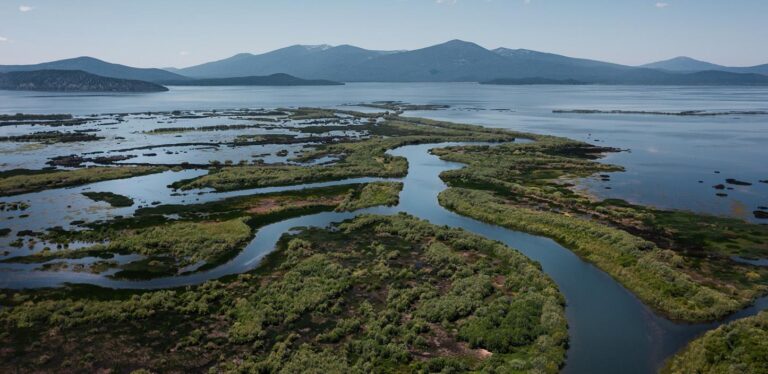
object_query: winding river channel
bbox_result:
[1,141,767,373]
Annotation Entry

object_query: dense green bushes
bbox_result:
[664,311,768,373]
[416,275,493,322]
[0,214,567,373]
[109,218,252,265]
[229,254,351,343]
[336,181,402,211]
[459,294,545,351]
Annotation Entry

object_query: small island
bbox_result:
[0,70,169,92]
[480,77,589,85]
[164,73,343,86]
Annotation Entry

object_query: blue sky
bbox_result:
[1,0,766,68]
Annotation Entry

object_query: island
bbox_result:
[0,70,169,92]
[163,73,343,86]
[480,77,589,85]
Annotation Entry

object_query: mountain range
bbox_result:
[1,40,768,86]
[0,56,187,83]
[641,56,768,76]
[172,40,768,85]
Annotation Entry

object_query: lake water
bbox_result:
[2,83,766,222]
[1,84,767,373]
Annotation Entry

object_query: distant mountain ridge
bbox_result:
[178,44,395,79]
[4,41,768,86]
[173,40,768,85]
[0,57,187,83]
[642,56,768,76]
[0,70,169,92]
[178,40,639,82]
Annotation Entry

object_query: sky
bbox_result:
[1,0,767,68]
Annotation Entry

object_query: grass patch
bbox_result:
[0,166,167,196]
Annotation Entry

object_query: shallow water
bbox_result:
[0,111,367,169]
[1,141,766,373]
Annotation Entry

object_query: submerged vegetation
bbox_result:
[0,214,567,373]
[664,311,768,373]
[433,137,768,321]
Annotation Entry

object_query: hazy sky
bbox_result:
[1,0,767,68]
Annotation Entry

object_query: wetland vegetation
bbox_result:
[171,115,518,191]
[663,311,768,373]
[4,182,403,278]
[0,166,167,196]
[1,103,767,372]
[0,214,566,373]
[0,130,103,143]
[433,137,768,321]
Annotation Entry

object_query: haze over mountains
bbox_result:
[641,56,768,76]
[1,40,768,87]
[168,40,768,85]
[0,57,187,83]
[174,40,768,85]
[177,40,639,82]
